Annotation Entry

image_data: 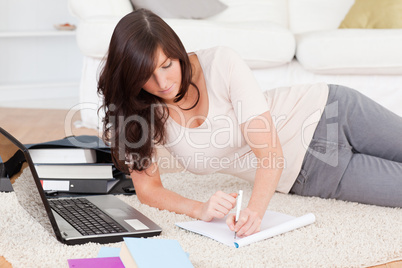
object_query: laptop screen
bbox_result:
[0,129,59,236]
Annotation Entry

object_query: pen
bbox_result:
[234,190,243,239]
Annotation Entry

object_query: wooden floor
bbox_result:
[0,107,99,144]
[0,107,400,268]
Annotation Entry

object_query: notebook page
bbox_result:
[176,211,315,248]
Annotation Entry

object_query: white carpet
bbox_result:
[1,172,401,268]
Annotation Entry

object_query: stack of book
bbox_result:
[29,148,119,194]
[67,237,194,268]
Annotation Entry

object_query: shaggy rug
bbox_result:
[0,171,401,268]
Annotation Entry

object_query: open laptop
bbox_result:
[0,127,161,245]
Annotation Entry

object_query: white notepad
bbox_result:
[176,211,315,248]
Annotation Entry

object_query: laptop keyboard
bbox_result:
[48,198,127,236]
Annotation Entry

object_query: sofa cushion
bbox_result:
[339,0,402,29]
[166,19,295,68]
[296,29,402,74]
[288,0,354,34]
[208,0,288,28]
[68,0,133,18]
[76,16,295,69]
[130,0,227,19]
[75,16,122,59]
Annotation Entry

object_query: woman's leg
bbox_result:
[334,153,402,207]
[327,84,402,162]
[290,84,402,207]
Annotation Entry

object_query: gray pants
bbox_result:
[290,84,402,207]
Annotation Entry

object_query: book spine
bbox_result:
[40,179,112,194]
[34,163,114,179]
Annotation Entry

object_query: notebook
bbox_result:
[0,127,162,245]
[176,211,315,248]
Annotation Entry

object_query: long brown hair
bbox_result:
[98,9,199,173]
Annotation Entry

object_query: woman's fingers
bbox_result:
[226,213,236,231]
[211,191,237,212]
[233,208,262,237]
[211,195,233,211]
[211,193,236,218]
[215,191,237,206]
[201,191,238,221]
[214,204,229,216]
[234,213,249,235]
[204,193,262,237]
[238,217,261,237]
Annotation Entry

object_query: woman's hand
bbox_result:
[198,191,237,222]
[226,207,262,237]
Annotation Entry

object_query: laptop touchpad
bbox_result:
[105,208,128,217]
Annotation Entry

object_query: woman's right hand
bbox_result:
[198,191,238,222]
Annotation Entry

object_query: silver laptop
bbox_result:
[0,127,161,245]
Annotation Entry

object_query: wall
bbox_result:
[0,0,83,109]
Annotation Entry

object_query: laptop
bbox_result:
[0,127,161,245]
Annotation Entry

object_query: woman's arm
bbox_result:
[131,162,238,221]
[227,110,284,236]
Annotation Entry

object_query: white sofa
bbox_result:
[68,0,402,130]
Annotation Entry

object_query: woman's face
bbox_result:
[142,47,182,104]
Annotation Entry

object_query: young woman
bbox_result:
[98,9,402,237]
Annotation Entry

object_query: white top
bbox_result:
[163,47,329,193]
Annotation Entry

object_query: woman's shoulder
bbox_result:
[195,47,245,79]
[195,46,242,64]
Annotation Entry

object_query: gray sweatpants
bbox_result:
[290,84,402,207]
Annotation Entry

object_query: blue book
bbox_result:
[120,237,193,268]
[97,247,121,258]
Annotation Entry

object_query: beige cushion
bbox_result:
[339,0,402,29]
